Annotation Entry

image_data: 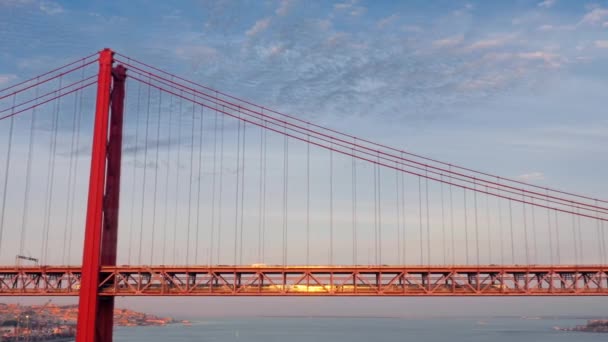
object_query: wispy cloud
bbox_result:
[433,35,464,48]
[246,18,271,37]
[377,14,398,29]
[537,0,556,9]
[580,7,608,25]
[518,172,545,182]
[334,0,366,16]
[276,0,293,16]
[595,40,608,49]
[468,34,516,50]
[39,0,63,15]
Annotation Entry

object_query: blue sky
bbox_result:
[1,0,608,317]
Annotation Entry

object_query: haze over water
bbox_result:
[113,317,606,342]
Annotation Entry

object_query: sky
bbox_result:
[1,0,608,317]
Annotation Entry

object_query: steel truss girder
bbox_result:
[0,265,606,296]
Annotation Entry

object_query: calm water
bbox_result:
[112,317,606,341]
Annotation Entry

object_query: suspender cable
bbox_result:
[233,119,241,265]
[547,192,554,265]
[530,197,538,264]
[329,146,334,265]
[305,129,310,265]
[138,78,152,265]
[21,86,37,261]
[172,95,184,264]
[195,105,204,264]
[572,214,578,264]
[378,154,383,266]
[150,91,162,264]
[0,95,16,256]
[282,130,289,265]
[473,181,479,265]
[418,177,423,265]
[210,109,218,265]
[497,181,504,265]
[449,166,455,265]
[42,77,62,264]
[401,162,406,265]
[161,93,174,264]
[485,187,491,264]
[352,147,357,265]
[440,177,446,265]
[509,200,515,263]
[261,119,267,263]
[425,171,430,266]
[396,164,402,265]
[186,98,196,265]
[239,121,246,265]
[258,120,266,263]
[62,82,79,264]
[127,82,142,265]
[576,210,583,263]
[216,108,225,264]
[463,189,469,264]
[555,210,561,264]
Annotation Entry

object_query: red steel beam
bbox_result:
[76,48,114,342]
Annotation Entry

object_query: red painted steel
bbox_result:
[1,265,606,296]
[76,48,114,342]
[96,65,127,342]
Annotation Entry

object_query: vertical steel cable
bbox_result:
[440,176,446,265]
[424,171,430,266]
[261,119,267,263]
[509,200,515,263]
[473,181,479,265]
[282,130,288,265]
[258,119,265,263]
[150,91,162,265]
[127,82,142,265]
[497,186,504,265]
[530,198,538,264]
[396,164,402,265]
[233,119,241,265]
[599,200,606,264]
[329,147,333,265]
[186,99,196,265]
[485,187,491,265]
[21,84,38,261]
[378,155,383,266]
[137,79,152,265]
[418,177,423,265]
[401,158,406,265]
[521,193,530,265]
[67,69,86,264]
[374,161,379,265]
[576,210,583,263]
[305,129,310,265]
[554,210,561,264]
[161,93,174,264]
[195,105,204,264]
[42,77,62,264]
[0,94,16,256]
[572,214,578,264]
[209,109,218,265]
[546,191,554,265]
[239,121,246,265]
[449,166,455,265]
[62,82,79,264]
[463,190,469,264]
[352,146,357,265]
[172,95,184,264]
[216,108,225,264]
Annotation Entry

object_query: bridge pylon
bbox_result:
[76,48,126,342]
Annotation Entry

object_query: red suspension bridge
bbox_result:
[0,49,607,340]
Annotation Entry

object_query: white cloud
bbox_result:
[537,0,556,8]
[518,51,562,67]
[580,7,608,25]
[595,40,608,48]
[39,0,63,15]
[276,0,293,16]
[517,172,545,182]
[246,18,271,37]
[0,74,17,86]
[334,0,366,16]
[468,35,515,50]
[538,24,575,31]
[433,35,464,48]
[377,14,398,29]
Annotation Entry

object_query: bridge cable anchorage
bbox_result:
[149,89,162,265]
[115,52,608,205]
[0,94,17,256]
[127,81,142,265]
[161,86,174,265]
[123,73,608,220]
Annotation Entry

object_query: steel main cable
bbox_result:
[126,75,608,222]
[114,53,608,204]
[121,68,608,215]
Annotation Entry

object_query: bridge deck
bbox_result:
[0,265,606,296]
